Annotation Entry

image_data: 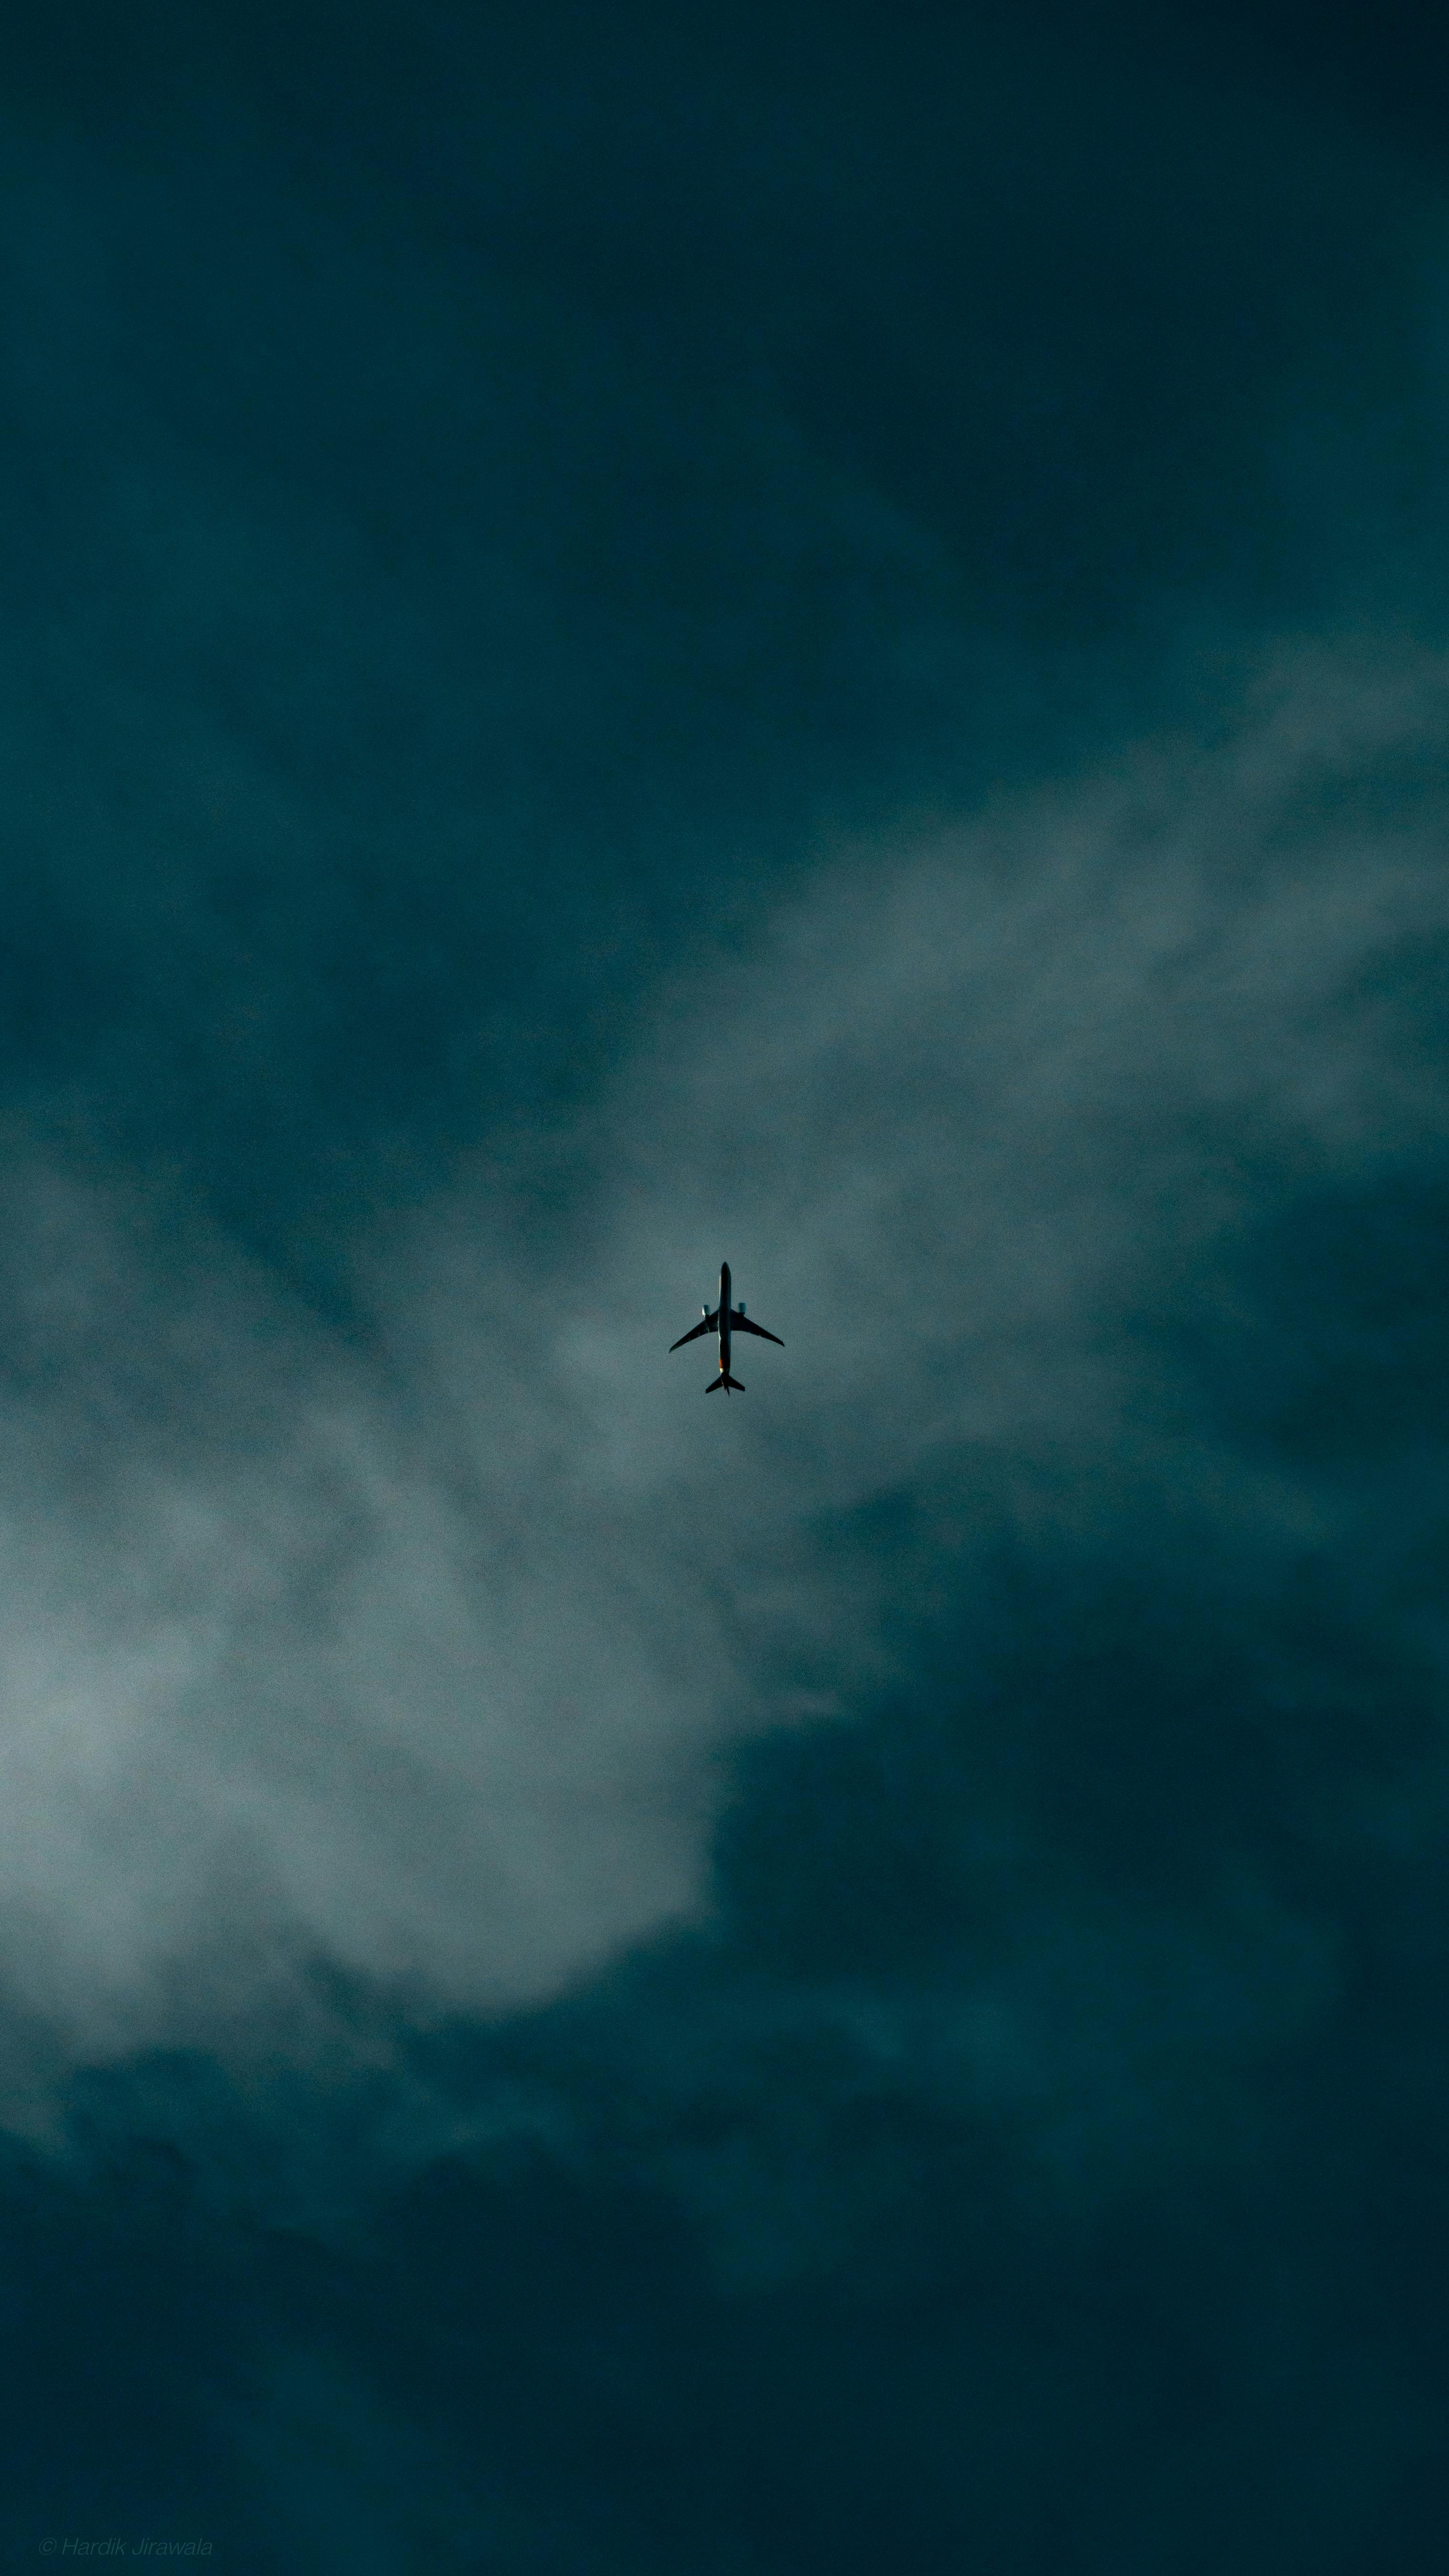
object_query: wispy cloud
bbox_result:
[0,638,1444,2079]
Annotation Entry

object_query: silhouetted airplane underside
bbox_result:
[669,1262,782,1393]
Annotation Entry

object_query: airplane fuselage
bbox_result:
[669,1258,781,1389]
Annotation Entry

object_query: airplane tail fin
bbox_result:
[706,1371,746,1394]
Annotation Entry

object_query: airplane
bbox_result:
[669,1262,782,1394]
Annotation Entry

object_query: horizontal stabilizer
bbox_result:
[706,1371,746,1393]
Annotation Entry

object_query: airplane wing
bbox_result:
[669,1314,717,1350]
[729,1310,783,1346]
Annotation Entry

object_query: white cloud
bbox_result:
[0,637,1444,2069]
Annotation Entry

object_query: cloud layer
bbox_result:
[0,636,1442,2087]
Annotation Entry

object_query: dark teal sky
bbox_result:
[2,4,1449,2568]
